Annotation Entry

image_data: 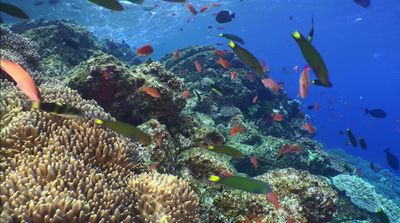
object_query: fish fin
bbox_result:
[231,12,235,18]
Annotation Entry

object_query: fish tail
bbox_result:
[231,12,235,18]
[365,108,369,114]
[31,101,41,109]
[384,147,390,153]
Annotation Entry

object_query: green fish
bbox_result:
[209,175,272,194]
[0,2,29,20]
[88,0,124,11]
[209,84,224,97]
[207,145,244,158]
[376,208,390,223]
[307,14,314,42]
[95,119,151,145]
[32,102,83,119]
[228,41,264,75]
[292,31,332,87]
[219,33,245,44]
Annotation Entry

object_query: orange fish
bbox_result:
[230,71,238,79]
[299,66,310,99]
[211,2,221,7]
[276,144,304,160]
[217,57,230,69]
[182,89,190,99]
[142,87,160,98]
[149,161,160,170]
[250,156,258,169]
[136,44,153,56]
[199,6,208,13]
[194,60,203,73]
[303,123,316,134]
[314,101,319,112]
[214,49,225,57]
[273,113,284,122]
[252,95,258,104]
[286,218,296,223]
[261,78,281,93]
[229,126,246,137]
[173,50,180,60]
[0,58,41,101]
[185,3,197,15]
[266,192,281,209]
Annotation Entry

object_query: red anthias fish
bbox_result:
[230,71,238,79]
[303,123,316,134]
[0,58,41,102]
[173,50,179,60]
[276,144,304,160]
[185,3,197,15]
[266,191,281,209]
[314,101,319,112]
[261,78,281,93]
[182,90,190,99]
[211,3,221,7]
[136,44,153,56]
[250,156,258,169]
[142,87,160,98]
[199,6,208,13]
[194,60,203,73]
[273,113,284,122]
[217,57,230,69]
[230,126,246,137]
[214,49,225,56]
[299,66,310,99]
[252,95,258,104]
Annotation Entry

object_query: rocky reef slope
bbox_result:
[1,21,399,223]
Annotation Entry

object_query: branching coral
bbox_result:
[129,172,200,223]
[0,27,40,75]
[0,80,200,222]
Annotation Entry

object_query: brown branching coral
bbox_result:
[129,172,200,223]
[0,27,41,75]
[0,80,199,222]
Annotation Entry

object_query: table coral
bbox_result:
[332,174,400,223]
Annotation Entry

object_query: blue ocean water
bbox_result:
[2,0,399,174]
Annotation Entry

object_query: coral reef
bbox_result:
[0,27,40,75]
[161,45,307,140]
[130,172,199,223]
[11,20,102,74]
[0,79,199,222]
[65,51,186,126]
[332,174,400,222]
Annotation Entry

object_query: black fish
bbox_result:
[34,1,45,6]
[216,10,235,23]
[370,162,380,173]
[343,163,354,173]
[346,128,357,147]
[49,0,60,4]
[353,0,370,8]
[384,148,399,170]
[307,14,314,42]
[307,105,315,110]
[365,108,387,118]
[359,137,367,150]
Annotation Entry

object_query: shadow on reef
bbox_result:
[1,20,399,223]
